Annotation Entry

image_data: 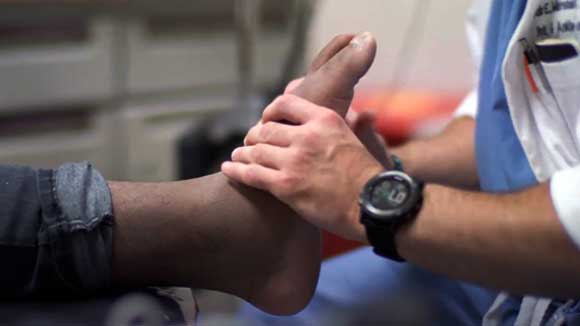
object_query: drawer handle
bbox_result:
[0,20,89,49]
[0,108,92,138]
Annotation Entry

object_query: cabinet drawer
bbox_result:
[120,94,234,181]
[0,17,114,111]
[0,108,113,177]
[126,1,294,94]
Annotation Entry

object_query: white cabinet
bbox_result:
[0,17,115,111]
[0,109,114,177]
[0,0,299,180]
[126,19,238,94]
[119,93,234,182]
[125,18,292,95]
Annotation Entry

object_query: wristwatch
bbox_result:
[359,165,424,262]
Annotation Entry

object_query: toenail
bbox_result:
[350,32,373,49]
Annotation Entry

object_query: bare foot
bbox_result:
[223,32,376,311]
[111,33,377,316]
[219,32,377,312]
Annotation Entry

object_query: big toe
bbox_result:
[291,32,377,117]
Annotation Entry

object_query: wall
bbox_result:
[307,0,478,94]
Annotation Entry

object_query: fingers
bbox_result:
[245,121,296,146]
[309,34,355,73]
[262,95,321,125]
[231,144,288,170]
[221,161,280,193]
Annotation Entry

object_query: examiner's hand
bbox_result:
[223,32,378,241]
[222,94,383,243]
[289,80,392,169]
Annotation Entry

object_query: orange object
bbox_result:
[352,89,464,144]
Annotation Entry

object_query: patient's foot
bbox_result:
[220,33,377,313]
[111,33,377,316]
[218,32,377,312]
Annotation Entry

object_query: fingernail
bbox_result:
[221,161,229,170]
[231,148,240,160]
[350,31,373,48]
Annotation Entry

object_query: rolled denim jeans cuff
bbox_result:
[37,162,114,294]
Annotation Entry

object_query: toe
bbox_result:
[292,32,377,118]
[308,34,355,73]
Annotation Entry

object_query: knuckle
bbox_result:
[278,173,298,194]
[242,165,256,183]
[284,78,303,93]
[274,94,287,105]
[244,165,262,187]
[259,122,274,140]
[247,125,258,140]
[251,144,265,163]
[277,94,294,107]
[289,147,307,165]
[300,128,320,146]
[320,109,342,126]
[264,96,283,115]
[288,157,306,173]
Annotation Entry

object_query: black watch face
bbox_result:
[370,178,410,210]
[360,171,421,222]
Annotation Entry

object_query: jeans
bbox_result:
[0,162,113,298]
[0,162,196,325]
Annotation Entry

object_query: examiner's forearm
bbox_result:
[396,182,580,298]
[392,116,479,189]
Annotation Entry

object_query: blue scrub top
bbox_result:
[475,0,537,193]
[475,0,540,322]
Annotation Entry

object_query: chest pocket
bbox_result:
[541,54,580,148]
[527,52,580,167]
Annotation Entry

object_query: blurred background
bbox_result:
[0,0,476,323]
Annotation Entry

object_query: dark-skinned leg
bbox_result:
[110,32,377,315]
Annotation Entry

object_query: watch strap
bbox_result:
[364,219,405,262]
[390,154,404,172]
[361,179,424,263]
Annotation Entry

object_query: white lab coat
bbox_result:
[460,0,580,250]
[459,1,580,324]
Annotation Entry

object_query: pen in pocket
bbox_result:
[519,37,553,94]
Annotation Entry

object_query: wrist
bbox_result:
[350,163,384,244]
[394,183,434,260]
[358,167,425,262]
[348,204,371,244]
